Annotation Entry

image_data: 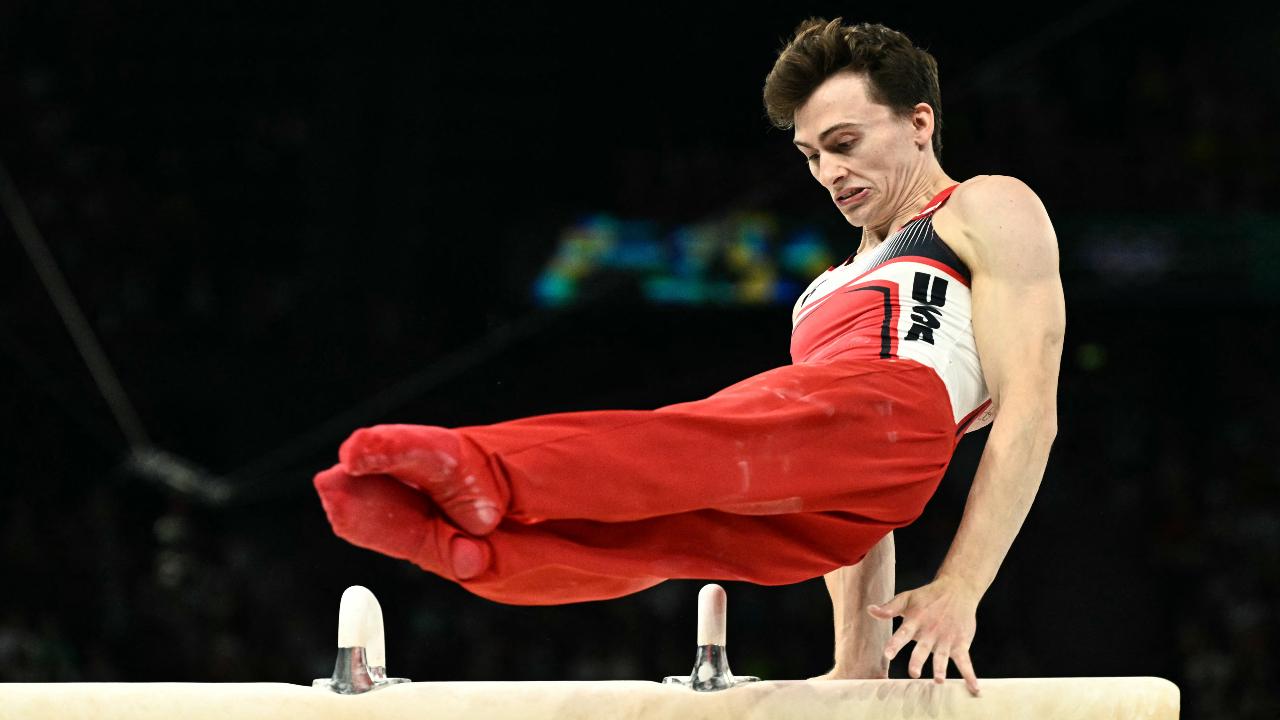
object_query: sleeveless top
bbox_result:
[789,184,995,436]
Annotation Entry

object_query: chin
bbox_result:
[839,206,867,227]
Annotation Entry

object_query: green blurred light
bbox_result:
[1076,342,1107,371]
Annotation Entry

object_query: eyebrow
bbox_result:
[793,122,862,149]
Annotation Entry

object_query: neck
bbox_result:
[858,170,957,254]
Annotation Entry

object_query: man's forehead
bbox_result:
[793,73,876,145]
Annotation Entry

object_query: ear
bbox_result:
[910,102,935,150]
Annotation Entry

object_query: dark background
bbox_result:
[2,1,1277,718]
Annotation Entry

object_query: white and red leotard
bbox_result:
[790,183,994,436]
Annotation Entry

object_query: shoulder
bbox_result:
[934,175,1057,274]
[949,175,1048,223]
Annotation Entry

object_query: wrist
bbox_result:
[934,568,987,601]
[834,617,891,661]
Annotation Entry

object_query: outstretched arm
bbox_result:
[813,530,895,679]
[871,175,1065,695]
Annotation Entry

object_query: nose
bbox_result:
[816,155,847,192]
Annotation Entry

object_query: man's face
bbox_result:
[792,71,927,229]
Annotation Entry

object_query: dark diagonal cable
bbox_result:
[3,158,240,504]
[0,157,151,450]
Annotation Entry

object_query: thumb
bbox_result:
[866,591,909,618]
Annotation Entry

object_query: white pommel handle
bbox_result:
[696,583,727,647]
[336,585,387,668]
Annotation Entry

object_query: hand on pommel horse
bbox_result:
[812,531,982,696]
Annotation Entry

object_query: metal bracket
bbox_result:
[662,584,760,691]
[313,586,411,694]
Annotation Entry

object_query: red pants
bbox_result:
[318,356,959,605]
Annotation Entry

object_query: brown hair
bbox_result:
[763,18,944,162]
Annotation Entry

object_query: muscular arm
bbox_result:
[935,175,1065,597]
[821,531,895,677]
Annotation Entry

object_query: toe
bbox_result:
[447,497,503,536]
[448,535,491,580]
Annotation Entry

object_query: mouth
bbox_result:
[836,187,870,207]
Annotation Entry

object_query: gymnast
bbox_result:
[314,17,1065,697]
